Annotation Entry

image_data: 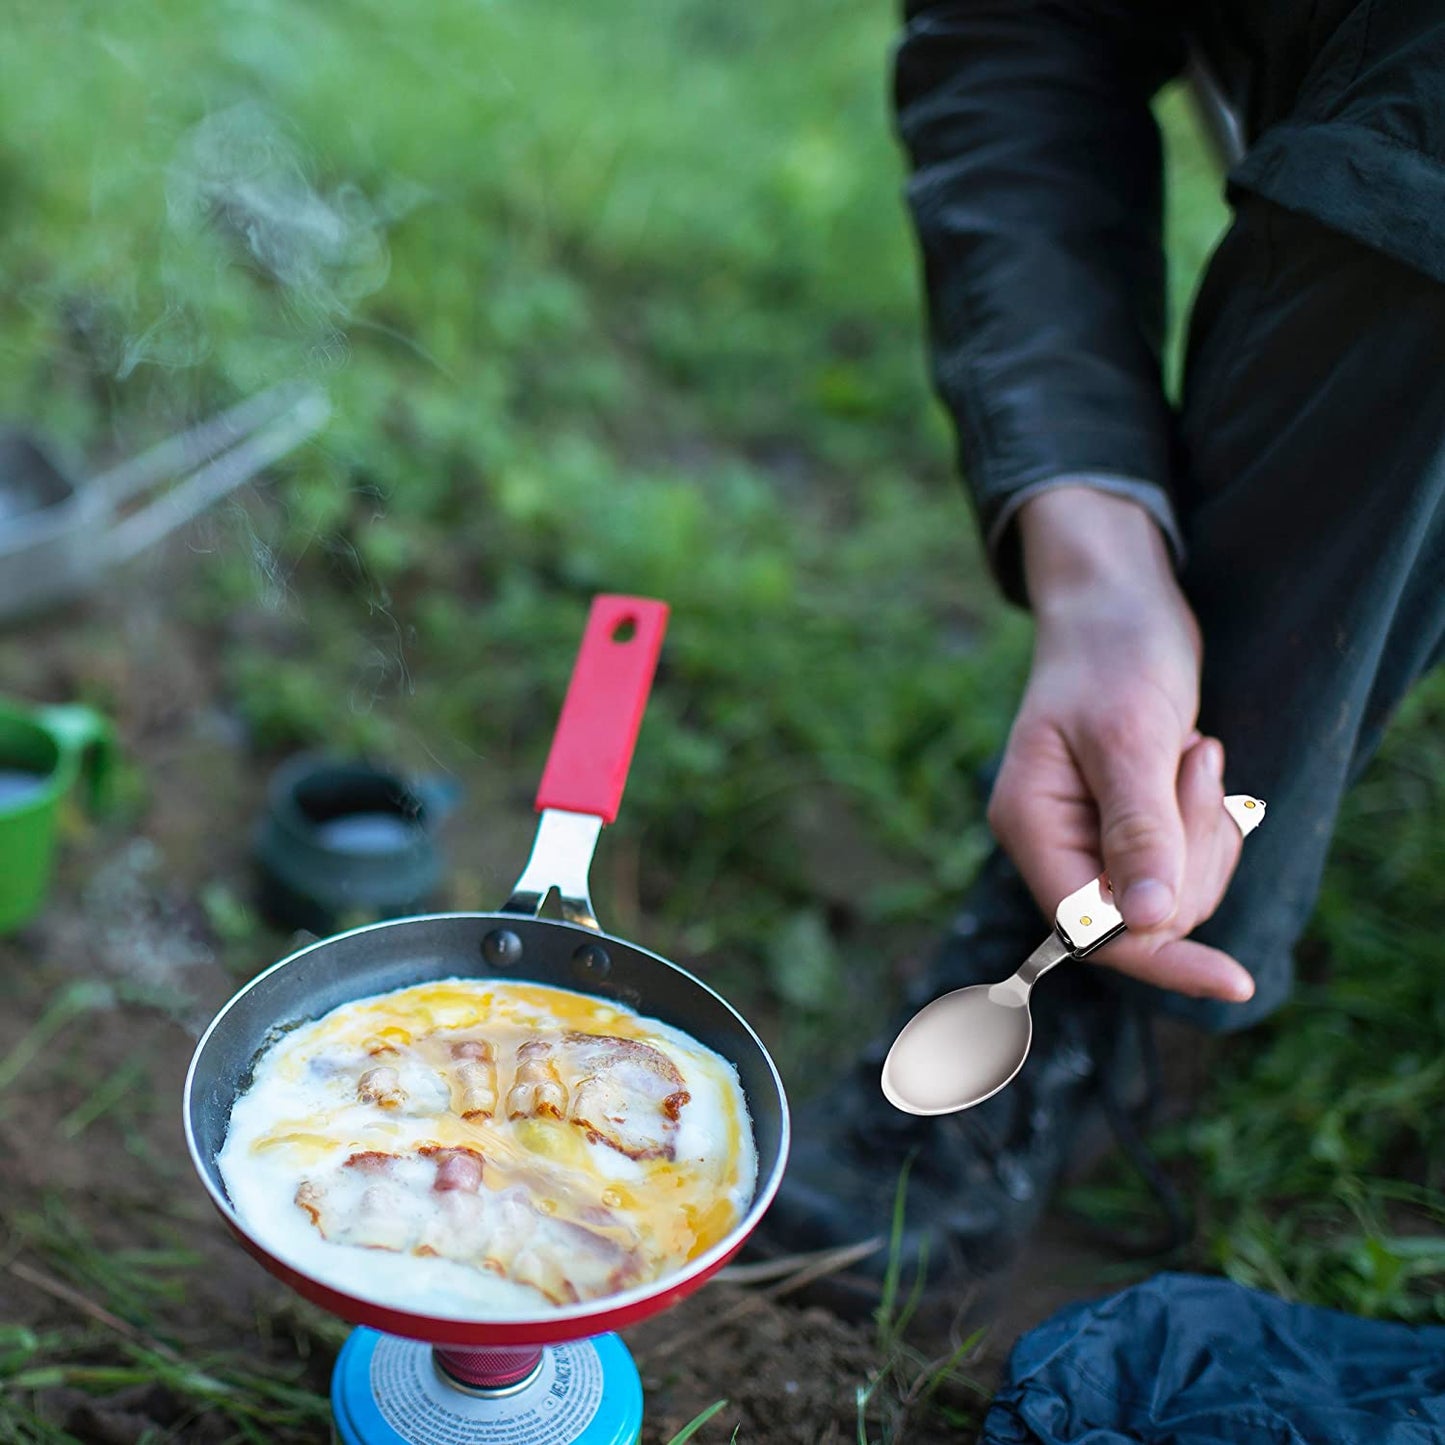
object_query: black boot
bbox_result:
[749,849,1149,1319]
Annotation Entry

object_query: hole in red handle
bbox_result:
[611,615,637,643]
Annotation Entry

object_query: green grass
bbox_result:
[1,0,1442,1437]
[1173,675,1445,1319]
[859,1162,987,1443]
[1,1200,335,1444]
[665,1400,733,1445]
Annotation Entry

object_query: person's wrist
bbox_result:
[1018,484,1179,616]
[1019,485,1201,696]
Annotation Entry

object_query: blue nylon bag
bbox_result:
[982,1271,1445,1444]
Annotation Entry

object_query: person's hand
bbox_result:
[985,486,1253,1002]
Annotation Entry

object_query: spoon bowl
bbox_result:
[881,980,1033,1115]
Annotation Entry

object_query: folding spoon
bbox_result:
[881,794,1267,1116]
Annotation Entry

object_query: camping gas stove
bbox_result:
[330,1331,642,1445]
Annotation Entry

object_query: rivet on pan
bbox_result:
[572,943,611,981]
[481,929,524,968]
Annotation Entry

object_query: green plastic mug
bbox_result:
[0,700,113,933]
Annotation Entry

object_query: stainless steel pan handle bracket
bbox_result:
[501,808,604,931]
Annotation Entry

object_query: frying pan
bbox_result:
[184,594,789,1350]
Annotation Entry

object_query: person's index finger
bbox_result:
[1072,718,1188,932]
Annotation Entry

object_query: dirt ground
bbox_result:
[0,557,1166,1444]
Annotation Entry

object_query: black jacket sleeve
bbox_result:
[895,1,1188,604]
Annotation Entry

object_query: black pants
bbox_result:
[1137,194,1445,1032]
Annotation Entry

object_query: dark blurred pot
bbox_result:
[253,755,458,935]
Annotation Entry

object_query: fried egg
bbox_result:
[217,979,757,1318]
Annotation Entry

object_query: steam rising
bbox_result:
[160,103,420,706]
[166,101,392,326]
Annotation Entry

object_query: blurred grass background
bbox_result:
[1,0,1442,1388]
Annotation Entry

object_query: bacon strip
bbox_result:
[294,1181,323,1226]
[450,1039,498,1120]
[421,1145,485,1194]
[357,1066,406,1109]
[561,1033,690,1161]
[506,1040,568,1120]
[343,1150,399,1173]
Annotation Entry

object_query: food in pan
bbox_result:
[218,979,757,1316]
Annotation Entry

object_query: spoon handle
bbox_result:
[1055,793,1266,957]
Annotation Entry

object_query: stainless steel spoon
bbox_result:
[881,794,1267,1116]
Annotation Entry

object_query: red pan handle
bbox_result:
[535,595,670,825]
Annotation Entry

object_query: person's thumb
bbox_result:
[1075,719,1187,932]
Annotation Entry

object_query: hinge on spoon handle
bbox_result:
[1054,792,1267,958]
[1054,877,1128,957]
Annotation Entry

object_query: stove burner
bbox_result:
[433,1343,544,1395]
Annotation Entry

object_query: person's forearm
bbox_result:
[895,2,1187,604]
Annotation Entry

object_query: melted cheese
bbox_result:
[218,979,756,1319]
